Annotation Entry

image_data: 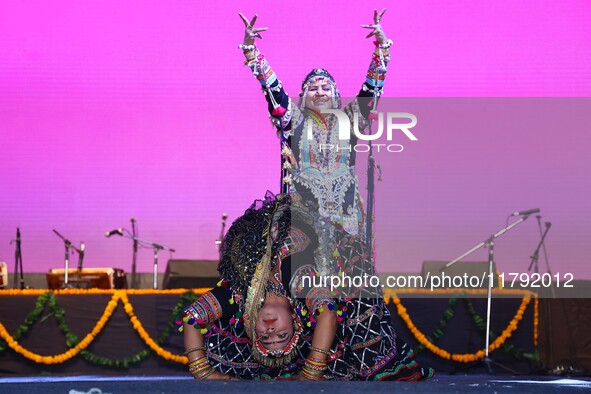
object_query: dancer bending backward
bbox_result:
[180,193,434,380]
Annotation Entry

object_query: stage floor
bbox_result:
[1,374,591,394]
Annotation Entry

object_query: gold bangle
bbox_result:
[188,357,209,372]
[188,355,207,367]
[190,364,211,375]
[301,366,324,380]
[302,369,323,378]
[189,364,211,375]
[305,359,327,368]
[306,358,328,367]
[304,363,326,372]
[191,363,211,375]
[193,365,215,380]
[188,359,209,370]
[184,346,206,356]
[309,346,332,356]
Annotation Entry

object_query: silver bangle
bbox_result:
[238,43,255,51]
[378,39,393,49]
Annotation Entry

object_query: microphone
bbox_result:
[105,228,123,237]
[511,208,540,217]
[222,213,228,221]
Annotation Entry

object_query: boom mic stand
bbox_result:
[142,236,174,290]
[113,231,175,289]
[12,228,25,289]
[532,217,576,374]
[527,217,553,370]
[150,243,165,290]
[532,217,555,299]
[442,212,534,374]
[52,229,74,287]
[528,221,551,276]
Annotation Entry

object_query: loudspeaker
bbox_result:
[163,259,220,289]
[421,260,499,288]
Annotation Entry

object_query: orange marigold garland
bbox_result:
[393,294,532,363]
[119,292,187,364]
[0,290,205,365]
[1,288,537,366]
[0,293,119,364]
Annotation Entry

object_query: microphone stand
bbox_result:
[119,232,175,289]
[535,216,554,371]
[214,213,228,260]
[534,216,555,299]
[443,214,532,374]
[52,229,73,287]
[528,221,551,275]
[533,216,577,374]
[131,218,138,289]
[366,138,375,260]
[12,228,25,289]
[365,76,383,263]
[76,242,85,285]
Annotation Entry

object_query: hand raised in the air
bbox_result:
[361,8,389,45]
[239,12,268,46]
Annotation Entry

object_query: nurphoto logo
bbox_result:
[307,109,418,153]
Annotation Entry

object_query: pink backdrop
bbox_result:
[1,1,590,279]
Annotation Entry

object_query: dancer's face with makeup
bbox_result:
[255,295,294,352]
[305,78,334,112]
